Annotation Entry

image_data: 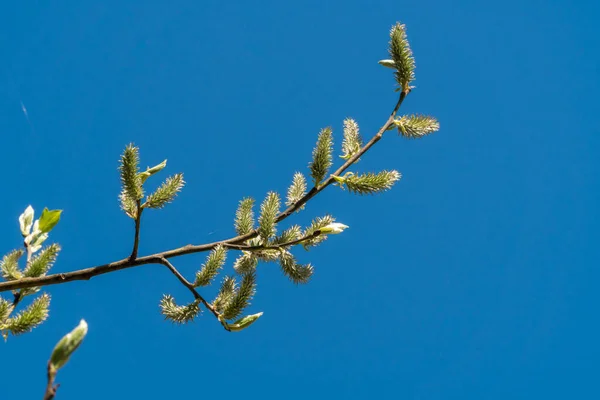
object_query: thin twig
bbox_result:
[0,92,407,294]
[153,257,229,331]
[223,230,322,251]
[276,90,407,221]
[43,362,58,400]
[130,201,143,260]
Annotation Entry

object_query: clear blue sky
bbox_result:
[1,1,599,399]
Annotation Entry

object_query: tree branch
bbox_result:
[153,257,229,331]
[223,230,323,251]
[277,90,407,221]
[0,92,407,294]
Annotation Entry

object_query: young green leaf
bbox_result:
[258,192,280,241]
[388,23,415,92]
[24,225,49,254]
[394,115,439,139]
[309,127,333,185]
[24,244,61,278]
[19,205,34,237]
[119,144,144,203]
[138,159,167,183]
[159,295,201,324]
[2,293,50,336]
[38,208,62,233]
[228,312,263,332]
[222,272,256,321]
[50,319,88,371]
[318,222,349,235]
[302,215,335,249]
[194,245,227,286]
[234,198,255,235]
[0,250,24,281]
[286,172,307,208]
[341,118,363,160]
[378,59,397,69]
[143,173,185,209]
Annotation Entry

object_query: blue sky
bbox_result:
[1,1,599,398]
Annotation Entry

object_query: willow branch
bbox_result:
[154,257,228,331]
[130,201,142,260]
[0,92,407,294]
[277,90,407,221]
[224,230,322,251]
[43,362,58,400]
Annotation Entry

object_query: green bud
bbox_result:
[18,205,34,237]
[139,159,167,183]
[331,174,347,185]
[318,222,349,235]
[24,221,49,254]
[378,59,397,69]
[50,319,88,370]
[227,312,263,332]
[38,208,62,233]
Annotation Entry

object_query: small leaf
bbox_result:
[228,312,263,332]
[50,319,88,370]
[302,215,335,250]
[378,59,396,69]
[139,159,167,183]
[18,206,34,237]
[318,222,349,235]
[38,208,62,233]
[25,225,49,254]
[309,127,333,186]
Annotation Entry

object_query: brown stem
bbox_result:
[223,230,322,251]
[0,92,407,295]
[12,291,22,307]
[277,90,407,221]
[154,257,229,331]
[130,201,143,261]
[43,362,58,400]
